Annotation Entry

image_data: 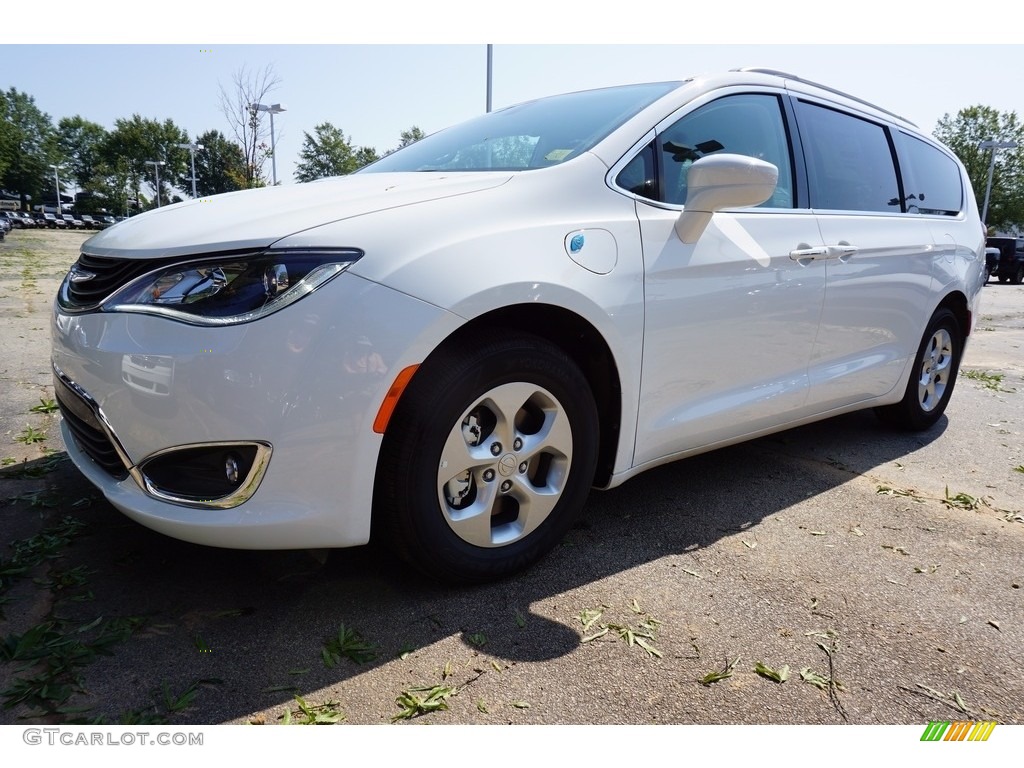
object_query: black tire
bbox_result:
[1013,264,1024,285]
[875,307,962,431]
[999,274,1010,284]
[374,332,599,583]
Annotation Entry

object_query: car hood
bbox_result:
[81,172,514,259]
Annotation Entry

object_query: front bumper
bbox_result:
[51,271,462,549]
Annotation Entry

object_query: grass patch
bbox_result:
[0,515,86,602]
[961,369,1009,392]
[321,622,378,667]
[1,616,145,716]
[14,426,46,444]
[280,695,345,725]
[754,661,790,683]
[943,486,981,511]
[392,684,457,722]
[28,398,59,415]
[701,656,740,686]
[0,454,67,480]
[577,600,664,658]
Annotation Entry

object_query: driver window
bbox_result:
[659,94,794,208]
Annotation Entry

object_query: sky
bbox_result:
[4,3,1023,192]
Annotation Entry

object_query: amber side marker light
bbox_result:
[373,365,420,434]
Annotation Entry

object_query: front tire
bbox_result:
[374,332,599,583]
[875,307,962,431]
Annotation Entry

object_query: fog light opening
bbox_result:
[137,442,270,507]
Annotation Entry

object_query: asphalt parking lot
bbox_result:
[1,229,1021,727]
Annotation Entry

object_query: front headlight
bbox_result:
[101,248,361,326]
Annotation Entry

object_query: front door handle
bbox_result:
[827,244,858,260]
[789,246,829,260]
[790,245,859,261]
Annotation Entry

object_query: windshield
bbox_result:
[360,82,680,173]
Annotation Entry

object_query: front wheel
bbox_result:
[374,332,599,583]
[875,307,962,431]
[1012,264,1024,285]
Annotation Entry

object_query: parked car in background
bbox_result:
[13,211,38,228]
[37,212,66,229]
[62,213,86,229]
[51,68,985,583]
[1,211,23,229]
[984,247,1000,282]
[986,236,1024,284]
[79,215,100,230]
[0,215,11,237]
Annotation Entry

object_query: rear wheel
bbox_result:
[1012,264,1024,285]
[374,332,599,583]
[875,307,962,431]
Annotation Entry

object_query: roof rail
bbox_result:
[731,67,916,127]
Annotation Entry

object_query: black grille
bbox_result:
[54,377,128,479]
[63,253,183,310]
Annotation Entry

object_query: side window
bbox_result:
[616,143,657,199]
[796,101,899,213]
[614,94,795,209]
[894,132,963,215]
[658,94,794,208]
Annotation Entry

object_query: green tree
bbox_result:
[79,156,134,216]
[57,116,108,190]
[397,125,425,149]
[102,115,190,211]
[294,122,378,182]
[0,88,57,210]
[354,146,380,169]
[934,106,1024,232]
[190,130,247,197]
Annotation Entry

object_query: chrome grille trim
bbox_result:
[53,363,140,486]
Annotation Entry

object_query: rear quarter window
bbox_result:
[894,132,963,216]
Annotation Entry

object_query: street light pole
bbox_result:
[979,139,1019,228]
[175,142,205,198]
[50,164,62,213]
[145,160,166,208]
[486,44,493,113]
[249,103,286,185]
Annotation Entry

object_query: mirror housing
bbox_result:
[675,154,779,244]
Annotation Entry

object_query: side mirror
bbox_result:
[675,154,779,244]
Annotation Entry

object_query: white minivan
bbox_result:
[52,68,985,582]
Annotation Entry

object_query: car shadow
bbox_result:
[0,408,947,724]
